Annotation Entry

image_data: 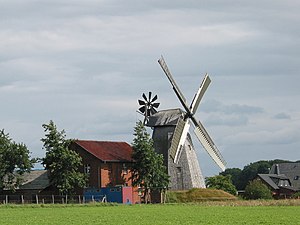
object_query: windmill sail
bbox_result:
[158,56,226,171]
[158,56,187,107]
[169,118,190,164]
[190,74,211,114]
[193,120,226,171]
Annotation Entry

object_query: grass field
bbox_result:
[1,202,300,225]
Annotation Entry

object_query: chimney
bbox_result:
[274,164,280,175]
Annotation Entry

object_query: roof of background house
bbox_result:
[74,140,133,162]
[18,170,50,190]
[269,163,300,189]
[257,174,290,190]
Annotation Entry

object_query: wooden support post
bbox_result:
[36,195,39,204]
[21,195,24,204]
[5,195,8,204]
[52,195,55,204]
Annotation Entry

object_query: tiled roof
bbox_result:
[258,174,278,190]
[75,140,133,162]
[257,174,287,190]
[270,163,300,189]
[258,173,299,192]
[18,170,50,190]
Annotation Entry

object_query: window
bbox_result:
[279,180,290,187]
[84,164,91,175]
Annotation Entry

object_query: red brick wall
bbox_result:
[100,163,133,187]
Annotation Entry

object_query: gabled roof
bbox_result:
[269,163,300,189]
[74,140,133,162]
[3,170,50,191]
[257,174,288,190]
[258,173,299,192]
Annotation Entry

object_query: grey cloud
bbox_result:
[273,113,291,120]
[202,99,263,115]
[204,115,249,127]
[224,127,300,146]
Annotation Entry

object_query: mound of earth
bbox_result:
[167,188,237,202]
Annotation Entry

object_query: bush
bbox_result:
[205,175,237,196]
[244,180,272,200]
[292,192,300,199]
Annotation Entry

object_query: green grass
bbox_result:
[1,203,300,225]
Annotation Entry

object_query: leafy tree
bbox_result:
[220,168,242,189]
[0,129,34,191]
[131,121,169,203]
[205,175,237,196]
[41,121,86,195]
[238,161,270,190]
[244,180,272,200]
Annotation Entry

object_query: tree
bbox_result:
[220,168,242,189]
[205,175,237,196]
[0,129,34,191]
[131,121,169,203]
[243,180,272,200]
[41,121,86,195]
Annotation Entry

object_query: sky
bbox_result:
[0,0,299,176]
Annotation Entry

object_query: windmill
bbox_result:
[138,92,160,124]
[157,56,226,171]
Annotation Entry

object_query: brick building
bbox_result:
[69,140,140,203]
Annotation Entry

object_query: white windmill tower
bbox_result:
[149,56,226,190]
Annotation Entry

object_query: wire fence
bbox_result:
[0,194,107,205]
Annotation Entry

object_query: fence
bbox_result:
[0,194,107,205]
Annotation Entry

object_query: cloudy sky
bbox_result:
[1,0,299,176]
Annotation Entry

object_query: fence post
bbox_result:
[52,195,55,204]
[78,195,81,204]
[36,195,39,204]
[66,195,68,204]
[21,195,24,204]
[5,195,8,204]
